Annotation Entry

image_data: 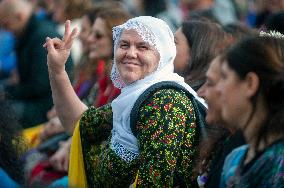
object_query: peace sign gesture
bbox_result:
[44,20,78,74]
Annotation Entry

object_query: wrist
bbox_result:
[48,65,67,78]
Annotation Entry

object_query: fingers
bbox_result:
[44,37,63,52]
[65,27,79,49]
[43,37,54,52]
[62,20,78,49]
[63,20,78,42]
[63,20,71,42]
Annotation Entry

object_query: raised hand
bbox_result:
[43,20,78,74]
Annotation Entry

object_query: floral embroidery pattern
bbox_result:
[80,89,198,187]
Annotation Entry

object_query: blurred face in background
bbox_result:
[197,56,223,126]
[216,61,254,130]
[174,27,190,75]
[0,1,24,36]
[88,17,113,60]
[0,14,20,34]
[79,15,92,54]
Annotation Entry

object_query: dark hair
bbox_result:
[143,0,167,16]
[63,0,92,20]
[224,35,284,149]
[96,8,131,41]
[222,22,255,42]
[265,11,284,34]
[0,100,26,184]
[181,20,229,90]
[84,6,99,25]
[86,1,128,24]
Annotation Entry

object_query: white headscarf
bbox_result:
[110,16,206,162]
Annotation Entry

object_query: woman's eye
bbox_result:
[138,45,148,50]
[119,43,129,49]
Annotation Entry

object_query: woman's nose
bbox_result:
[126,46,137,58]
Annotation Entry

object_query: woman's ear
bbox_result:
[244,72,259,98]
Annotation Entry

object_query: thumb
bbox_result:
[45,37,56,53]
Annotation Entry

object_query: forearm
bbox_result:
[48,68,87,134]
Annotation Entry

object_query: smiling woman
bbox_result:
[45,16,206,187]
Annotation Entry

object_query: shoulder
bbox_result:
[138,88,195,120]
[81,104,112,120]
[143,88,194,109]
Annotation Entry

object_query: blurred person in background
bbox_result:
[0,0,74,128]
[181,0,239,25]
[246,0,284,28]
[142,0,183,31]
[174,19,229,91]
[83,5,130,107]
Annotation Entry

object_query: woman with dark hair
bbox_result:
[193,24,253,188]
[218,33,284,187]
[174,19,228,91]
[0,100,26,187]
[196,56,245,188]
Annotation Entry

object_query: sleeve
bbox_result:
[79,104,113,144]
[78,104,113,186]
[135,89,197,187]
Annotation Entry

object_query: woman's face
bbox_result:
[78,15,92,54]
[197,57,223,125]
[115,29,160,85]
[88,17,113,60]
[216,62,252,129]
[174,27,190,75]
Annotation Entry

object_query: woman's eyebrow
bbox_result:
[118,39,129,44]
[137,41,148,45]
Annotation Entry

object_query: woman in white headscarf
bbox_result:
[44,16,206,187]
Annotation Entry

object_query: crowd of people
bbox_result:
[0,0,283,187]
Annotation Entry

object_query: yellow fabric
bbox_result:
[22,124,44,148]
[133,170,139,188]
[69,120,88,188]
